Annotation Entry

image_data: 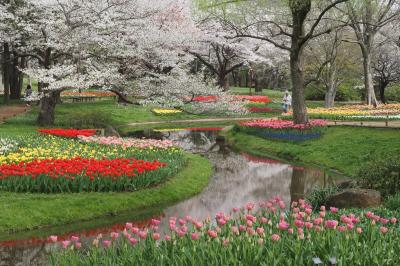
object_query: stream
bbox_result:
[0,128,341,266]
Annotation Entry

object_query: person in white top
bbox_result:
[282,90,292,113]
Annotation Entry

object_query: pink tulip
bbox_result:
[297,228,304,235]
[380,218,389,225]
[305,208,312,215]
[191,232,199,240]
[325,220,338,229]
[110,232,119,240]
[131,227,139,234]
[61,240,70,249]
[232,207,239,213]
[165,235,171,241]
[278,221,289,230]
[125,223,133,230]
[288,228,294,234]
[75,242,82,249]
[365,211,374,218]
[320,206,326,211]
[315,226,322,233]
[313,218,323,225]
[177,230,186,238]
[129,237,138,245]
[356,227,363,234]
[261,217,268,224]
[391,218,397,224]
[279,201,286,209]
[256,227,264,235]
[223,238,230,247]
[102,240,111,248]
[246,220,253,227]
[138,231,147,239]
[246,202,255,211]
[347,223,354,230]
[319,211,326,218]
[71,236,79,242]
[380,226,388,234]
[239,225,246,232]
[152,233,160,240]
[330,207,339,213]
[305,222,313,229]
[294,219,304,228]
[195,221,203,229]
[207,230,217,238]
[178,219,186,226]
[218,218,227,226]
[247,228,256,236]
[49,235,58,243]
[338,226,346,232]
[257,238,264,246]
[231,226,239,235]
[271,234,280,242]
[293,207,300,213]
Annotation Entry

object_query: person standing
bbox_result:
[24,84,33,106]
[282,90,292,113]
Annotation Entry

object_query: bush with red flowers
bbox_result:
[38,129,97,138]
[237,119,328,141]
[0,157,168,193]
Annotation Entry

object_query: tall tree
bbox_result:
[197,0,349,124]
[344,0,400,105]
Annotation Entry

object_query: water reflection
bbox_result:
[0,128,337,265]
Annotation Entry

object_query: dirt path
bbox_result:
[0,104,30,123]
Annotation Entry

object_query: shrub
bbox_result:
[385,193,400,211]
[306,185,340,209]
[60,111,114,129]
[386,85,400,102]
[358,156,400,198]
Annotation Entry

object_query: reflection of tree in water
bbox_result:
[162,130,217,152]
[164,152,293,221]
[290,168,336,203]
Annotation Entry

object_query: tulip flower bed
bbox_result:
[79,136,175,149]
[284,104,400,121]
[193,95,271,103]
[0,134,185,193]
[52,197,400,265]
[152,108,183,115]
[248,106,280,113]
[237,119,328,142]
[38,128,97,138]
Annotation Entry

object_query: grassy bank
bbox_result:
[228,126,400,177]
[0,153,212,234]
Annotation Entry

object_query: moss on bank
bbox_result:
[0,153,212,234]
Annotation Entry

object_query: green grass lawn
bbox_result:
[0,153,212,234]
[228,126,400,177]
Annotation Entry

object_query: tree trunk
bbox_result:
[379,80,389,104]
[289,0,310,124]
[38,48,52,93]
[37,91,60,126]
[290,51,308,124]
[2,43,10,105]
[324,66,338,108]
[362,50,378,106]
[218,74,229,91]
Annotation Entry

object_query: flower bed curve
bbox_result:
[238,119,328,141]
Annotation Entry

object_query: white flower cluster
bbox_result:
[0,138,20,156]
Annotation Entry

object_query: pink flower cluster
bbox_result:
[239,119,328,130]
[79,136,175,149]
[54,196,397,251]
